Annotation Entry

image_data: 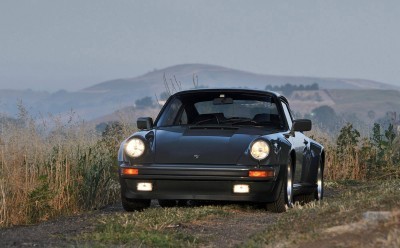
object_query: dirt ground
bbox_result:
[0,191,327,247]
[0,206,118,247]
[0,188,398,247]
[178,207,278,247]
[0,202,278,247]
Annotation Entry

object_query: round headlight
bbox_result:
[125,138,145,158]
[250,140,270,160]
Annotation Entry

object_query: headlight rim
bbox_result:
[124,137,146,158]
[250,139,270,161]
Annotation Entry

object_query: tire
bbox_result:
[158,199,178,208]
[314,158,324,200]
[267,157,294,213]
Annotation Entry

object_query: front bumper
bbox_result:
[119,163,284,203]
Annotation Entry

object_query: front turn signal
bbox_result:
[121,168,139,175]
[249,170,274,178]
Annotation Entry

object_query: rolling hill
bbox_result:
[83,63,397,93]
[1,63,399,122]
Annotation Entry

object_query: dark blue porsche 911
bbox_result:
[118,89,325,212]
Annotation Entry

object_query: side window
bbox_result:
[281,102,293,129]
[157,98,183,126]
[178,110,188,125]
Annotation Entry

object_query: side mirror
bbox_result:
[137,117,153,130]
[292,119,312,132]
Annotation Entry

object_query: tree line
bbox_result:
[265,83,319,96]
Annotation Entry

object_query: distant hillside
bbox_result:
[287,89,400,122]
[0,63,399,121]
[84,64,397,93]
[92,89,400,125]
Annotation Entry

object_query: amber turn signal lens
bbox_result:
[121,168,139,175]
[249,170,274,178]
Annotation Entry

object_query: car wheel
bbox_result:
[267,157,294,213]
[314,158,324,200]
[121,196,151,211]
[158,199,178,208]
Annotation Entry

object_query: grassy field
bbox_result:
[244,180,400,247]
[0,106,399,247]
[0,108,134,226]
[76,180,400,247]
[80,206,232,247]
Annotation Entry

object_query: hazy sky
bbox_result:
[1,0,400,92]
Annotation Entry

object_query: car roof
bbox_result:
[172,88,289,104]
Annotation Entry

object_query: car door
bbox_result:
[281,101,310,184]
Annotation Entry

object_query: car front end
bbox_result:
[118,125,291,206]
[118,88,321,212]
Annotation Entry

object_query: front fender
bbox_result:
[236,134,292,167]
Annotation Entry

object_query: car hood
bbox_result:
[154,126,274,165]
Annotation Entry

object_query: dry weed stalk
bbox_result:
[0,107,121,227]
[310,128,367,180]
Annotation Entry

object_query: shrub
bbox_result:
[312,123,400,181]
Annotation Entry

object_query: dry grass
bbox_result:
[0,107,135,227]
[243,180,400,247]
[309,129,366,180]
[309,128,400,181]
[1,106,399,228]
[80,206,231,247]
[75,180,400,247]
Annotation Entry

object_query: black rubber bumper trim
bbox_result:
[119,163,278,181]
[119,163,285,203]
[122,179,277,202]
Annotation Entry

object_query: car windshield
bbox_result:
[156,91,284,129]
